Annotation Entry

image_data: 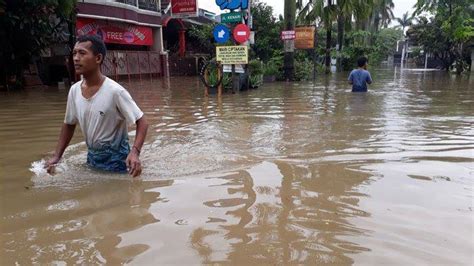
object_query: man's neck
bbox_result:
[83,71,104,87]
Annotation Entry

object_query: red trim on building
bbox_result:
[161,16,185,28]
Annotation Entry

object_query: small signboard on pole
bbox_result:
[216,46,249,65]
[295,26,316,49]
[223,64,245,73]
[221,12,243,23]
[171,0,198,18]
[284,40,295,52]
[281,30,296,40]
[213,24,231,43]
[233,23,250,44]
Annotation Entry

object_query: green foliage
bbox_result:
[248,59,263,87]
[249,73,263,87]
[207,69,219,87]
[369,28,402,64]
[341,46,373,70]
[188,24,216,56]
[411,0,474,72]
[251,1,283,62]
[337,27,401,69]
[294,58,314,81]
[263,61,280,76]
[263,53,284,79]
[248,59,263,76]
[222,73,232,89]
[0,0,77,88]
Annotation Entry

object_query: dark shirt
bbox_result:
[348,69,372,92]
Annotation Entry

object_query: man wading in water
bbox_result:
[45,35,148,177]
[348,57,373,92]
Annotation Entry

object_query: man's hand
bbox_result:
[126,150,142,177]
[45,156,61,175]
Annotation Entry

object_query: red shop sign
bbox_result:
[76,18,153,46]
[171,0,198,18]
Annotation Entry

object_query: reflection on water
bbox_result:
[1,69,473,264]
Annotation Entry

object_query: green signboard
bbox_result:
[221,12,243,23]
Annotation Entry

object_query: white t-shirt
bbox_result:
[64,77,143,150]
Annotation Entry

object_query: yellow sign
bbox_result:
[295,26,315,49]
[216,46,248,65]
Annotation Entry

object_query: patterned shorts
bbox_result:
[87,139,130,173]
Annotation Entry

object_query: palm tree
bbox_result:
[396,12,413,35]
[297,0,337,73]
[375,0,395,29]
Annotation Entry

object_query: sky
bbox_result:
[200,0,418,25]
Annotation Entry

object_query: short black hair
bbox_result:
[357,57,368,67]
[76,34,107,63]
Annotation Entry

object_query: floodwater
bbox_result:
[1,68,473,264]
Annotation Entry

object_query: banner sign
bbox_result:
[171,0,198,18]
[76,18,153,46]
[216,46,248,65]
[295,26,316,49]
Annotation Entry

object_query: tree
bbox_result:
[376,0,395,29]
[395,12,413,35]
[411,0,473,72]
[250,1,283,63]
[0,0,77,88]
[188,23,216,56]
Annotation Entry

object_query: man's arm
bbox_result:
[348,71,354,84]
[367,72,373,84]
[126,116,149,177]
[45,123,76,172]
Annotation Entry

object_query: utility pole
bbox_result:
[283,0,295,81]
[313,23,317,81]
[325,0,332,74]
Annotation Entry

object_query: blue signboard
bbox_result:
[216,0,249,10]
[213,24,230,43]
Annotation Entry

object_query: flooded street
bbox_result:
[1,68,473,264]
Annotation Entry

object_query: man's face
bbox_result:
[72,41,102,75]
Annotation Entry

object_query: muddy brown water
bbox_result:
[1,68,473,264]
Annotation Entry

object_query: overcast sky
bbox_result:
[200,0,418,25]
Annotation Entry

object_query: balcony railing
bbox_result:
[113,0,159,12]
[115,0,137,7]
[138,0,159,12]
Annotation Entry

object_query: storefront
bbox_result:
[76,18,164,79]
[75,1,169,79]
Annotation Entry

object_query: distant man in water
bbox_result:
[348,57,373,92]
[45,35,148,177]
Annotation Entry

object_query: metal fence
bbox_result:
[101,51,162,79]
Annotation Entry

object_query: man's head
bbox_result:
[73,35,107,75]
[357,57,368,69]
